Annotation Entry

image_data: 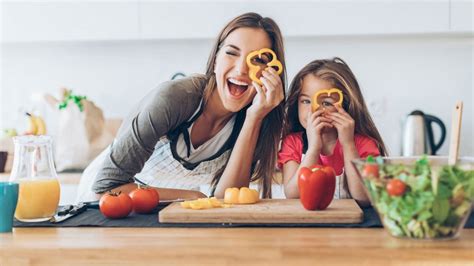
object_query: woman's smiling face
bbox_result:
[214,27,272,113]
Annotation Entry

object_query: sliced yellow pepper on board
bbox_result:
[224,187,240,204]
[246,48,283,85]
[180,197,224,210]
[224,187,259,204]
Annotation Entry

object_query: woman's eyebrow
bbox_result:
[224,44,240,51]
[299,93,310,97]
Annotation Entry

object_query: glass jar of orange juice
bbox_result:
[9,135,60,222]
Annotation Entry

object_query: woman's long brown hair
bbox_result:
[283,57,387,156]
[203,13,286,198]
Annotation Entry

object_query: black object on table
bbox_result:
[13,202,474,229]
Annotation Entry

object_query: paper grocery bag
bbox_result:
[46,90,114,171]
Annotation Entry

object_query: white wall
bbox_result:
[1,34,473,156]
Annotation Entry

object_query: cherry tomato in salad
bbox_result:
[363,164,379,178]
[386,179,406,197]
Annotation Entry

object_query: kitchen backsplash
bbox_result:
[1,35,473,156]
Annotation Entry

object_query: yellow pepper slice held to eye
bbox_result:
[246,48,283,85]
[312,88,344,113]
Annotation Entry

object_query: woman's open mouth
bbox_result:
[227,78,249,98]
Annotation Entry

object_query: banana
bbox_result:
[33,115,47,135]
[26,113,38,135]
[25,113,47,135]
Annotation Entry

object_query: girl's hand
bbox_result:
[246,68,284,122]
[306,109,333,154]
[327,105,355,147]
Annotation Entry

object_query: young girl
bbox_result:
[76,12,286,202]
[278,58,387,206]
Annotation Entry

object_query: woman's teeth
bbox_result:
[227,78,249,97]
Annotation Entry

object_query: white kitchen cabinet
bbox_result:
[450,0,473,32]
[2,2,140,42]
[139,0,450,40]
[1,1,453,43]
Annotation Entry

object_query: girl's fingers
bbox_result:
[310,110,325,122]
[311,117,332,127]
[313,109,324,117]
[309,115,328,124]
[315,122,333,133]
[328,114,346,125]
[335,105,352,119]
[328,112,351,123]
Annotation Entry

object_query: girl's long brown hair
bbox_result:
[203,13,286,198]
[283,57,387,156]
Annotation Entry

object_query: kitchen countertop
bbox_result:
[1,227,473,265]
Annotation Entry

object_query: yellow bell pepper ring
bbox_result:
[246,48,283,85]
[312,88,344,113]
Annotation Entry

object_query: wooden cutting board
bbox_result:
[159,199,363,224]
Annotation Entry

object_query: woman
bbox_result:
[76,12,286,202]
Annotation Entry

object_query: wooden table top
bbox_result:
[1,227,473,265]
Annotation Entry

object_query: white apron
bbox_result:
[75,138,230,203]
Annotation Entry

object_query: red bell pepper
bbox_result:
[298,165,336,210]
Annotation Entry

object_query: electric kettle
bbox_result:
[402,110,446,156]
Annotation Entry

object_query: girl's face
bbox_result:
[214,27,272,113]
[298,74,335,129]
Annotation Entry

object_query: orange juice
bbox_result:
[15,178,60,222]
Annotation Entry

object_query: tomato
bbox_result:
[298,165,336,210]
[99,192,133,219]
[129,186,160,214]
[363,163,379,178]
[386,179,406,197]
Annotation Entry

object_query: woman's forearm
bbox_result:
[214,116,262,197]
[97,183,206,201]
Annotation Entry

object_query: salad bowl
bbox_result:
[352,156,474,240]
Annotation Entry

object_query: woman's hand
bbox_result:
[246,68,284,122]
[327,106,355,147]
[306,110,333,154]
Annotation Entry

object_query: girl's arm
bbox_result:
[214,69,283,198]
[327,106,370,206]
[283,110,332,198]
[341,144,370,206]
[101,183,207,200]
[282,149,320,198]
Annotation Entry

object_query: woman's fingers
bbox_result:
[260,73,283,106]
[252,81,265,99]
[261,69,280,89]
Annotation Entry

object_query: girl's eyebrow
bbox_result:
[299,93,310,97]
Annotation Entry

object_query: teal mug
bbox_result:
[0,182,19,233]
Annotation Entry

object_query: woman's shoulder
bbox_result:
[153,74,207,98]
[138,74,207,117]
